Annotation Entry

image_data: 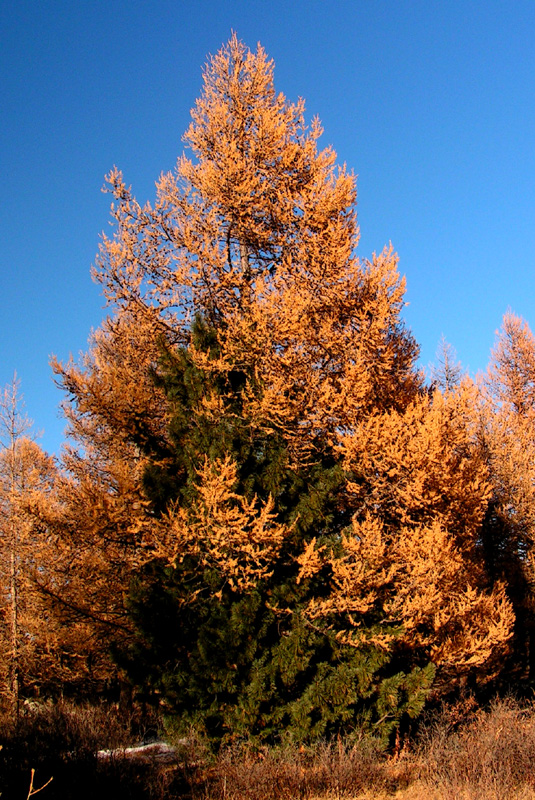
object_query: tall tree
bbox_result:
[43,36,515,739]
[49,34,421,700]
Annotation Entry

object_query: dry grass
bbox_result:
[3,696,535,798]
[179,697,535,800]
[411,696,535,800]
[186,737,395,800]
[0,699,171,799]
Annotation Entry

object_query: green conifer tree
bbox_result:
[119,319,433,745]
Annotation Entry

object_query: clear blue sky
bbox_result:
[2,0,535,454]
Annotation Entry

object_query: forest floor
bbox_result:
[3,695,535,799]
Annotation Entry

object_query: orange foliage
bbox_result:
[93,35,420,463]
[474,312,535,677]
[28,36,518,702]
[146,456,293,593]
[299,384,514,689]
[481,313,535,562]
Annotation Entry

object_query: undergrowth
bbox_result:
[3,695,535,799]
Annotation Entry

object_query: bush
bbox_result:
[415,696,535,800]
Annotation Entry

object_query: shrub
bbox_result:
[416,697,535,800]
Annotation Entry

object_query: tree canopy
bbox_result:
[3,35,535,745]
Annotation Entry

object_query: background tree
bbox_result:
[0,377,59,712]
[0,375,32,712]
[36,309,167,698]
[478,311,535,680]
[430,335,464,392]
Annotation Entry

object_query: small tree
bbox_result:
[430,335,464,392]
[0,375,35,714]
[0,376,58,712]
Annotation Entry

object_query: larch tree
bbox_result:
[478,311,535,679]
[0,377,58,712]
[430,335,464,392]
[41,35,515,740]
[301,380,513,695]
[0,375,31,711]
[92,34,420,457]
[35,307,169,696]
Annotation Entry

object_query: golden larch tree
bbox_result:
[0,378,60,710]
[36,36,516,728]
[478,311,535,677]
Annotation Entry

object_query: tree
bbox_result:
[92,35,420,461]
[120,322,432,744]
[0,376,58,712]
[0,375,32,712]
[36,314,159,697]
[43,35,515,741]
[478,311,535,679]
[302,381,513,694]
[430,335,464,392]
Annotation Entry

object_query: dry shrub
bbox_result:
[416,696,535,800]
[5,695,535,800]
[185,737,390,800]
[195,700,535,800]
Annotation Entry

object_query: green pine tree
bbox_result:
[119,319,433,746]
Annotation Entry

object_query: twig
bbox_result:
[26,769,53,799]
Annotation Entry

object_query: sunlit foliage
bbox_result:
[14,36,526,740]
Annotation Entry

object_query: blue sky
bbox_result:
[2,0,535,454]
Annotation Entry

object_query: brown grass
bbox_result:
[3,696,535,798]
[186,737,394,800]
[411,696,535,800]
[179,697,535,800]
